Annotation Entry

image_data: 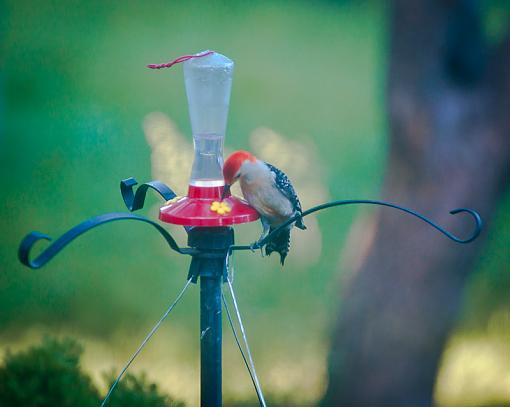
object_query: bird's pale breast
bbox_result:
[240,177,293,226]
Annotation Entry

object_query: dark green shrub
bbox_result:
[103,371,185,407]
[0,337,185,407]
[0,337,99,407]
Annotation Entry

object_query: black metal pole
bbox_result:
[200,272,222,407]
[188,227,233,407]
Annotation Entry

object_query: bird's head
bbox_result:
[222,150,257,199]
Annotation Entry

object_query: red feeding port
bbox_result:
[159,185,259,226]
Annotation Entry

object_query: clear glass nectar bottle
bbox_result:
[183,51,234,187]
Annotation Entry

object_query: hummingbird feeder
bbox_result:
[158,51,259,226]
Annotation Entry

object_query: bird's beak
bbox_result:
[221,184,231,200]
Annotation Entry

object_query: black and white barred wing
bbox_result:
[264,162,306,230]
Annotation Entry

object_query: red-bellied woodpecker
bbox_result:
[222,150,306,265]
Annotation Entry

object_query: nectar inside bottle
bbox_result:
[190,133,224,187]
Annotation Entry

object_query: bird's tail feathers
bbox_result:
[265,227,291,266]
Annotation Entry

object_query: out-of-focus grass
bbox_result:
[1,1,509,406]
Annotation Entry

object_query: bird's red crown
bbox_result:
[223,150,256,184]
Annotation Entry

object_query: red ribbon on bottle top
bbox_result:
[147,50,215,70]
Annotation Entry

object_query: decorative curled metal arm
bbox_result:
[229,200,483,252]
[19,212,195,269]
[121,177,177,211]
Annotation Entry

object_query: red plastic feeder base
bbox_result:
[159,185,259,227]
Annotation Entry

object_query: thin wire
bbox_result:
[100,278,193,407]
[226,249,235,283]
[222,292,265,406]
[226,278,267,407]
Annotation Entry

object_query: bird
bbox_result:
[222,150,306,265]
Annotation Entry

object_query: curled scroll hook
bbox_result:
[19,212,193,269]
[120,177,177,212]
[229,200,483,252]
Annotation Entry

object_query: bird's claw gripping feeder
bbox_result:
[159,51,259,226]
[18,50,484,407]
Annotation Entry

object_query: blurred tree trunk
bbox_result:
[323,1,510,406]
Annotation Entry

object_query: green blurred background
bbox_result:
[1,1,509,406]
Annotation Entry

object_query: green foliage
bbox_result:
[103,371,185,407]
[0,337,99,407]
[0,337,185,407]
